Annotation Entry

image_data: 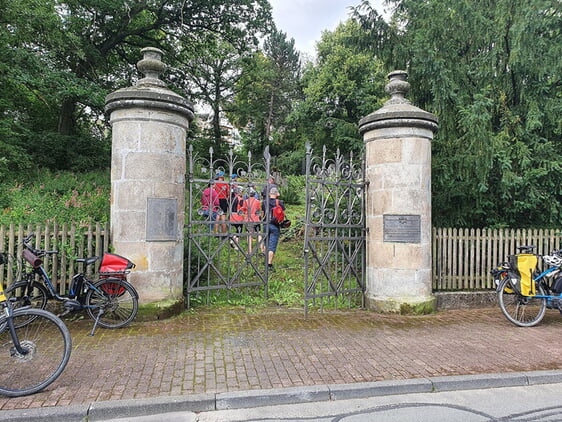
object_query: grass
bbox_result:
[186,236,307,311]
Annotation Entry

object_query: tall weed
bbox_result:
[0,169,110,225]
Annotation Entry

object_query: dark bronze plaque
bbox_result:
[146,198,177,241]
[383,214,421,243]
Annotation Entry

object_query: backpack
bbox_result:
[245,197,261,222]
[271,199,285,225]
[230,195,245,222]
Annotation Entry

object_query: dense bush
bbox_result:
[0,170,111,225]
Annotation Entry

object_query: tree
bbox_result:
[262,30,301,141]
[228,29,301,157]
[349,0,562,227]
[384,0,562,227]
[0,0,272,172]
[174,38,248,157]
[285,19,387,158]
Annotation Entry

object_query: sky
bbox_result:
[268,0,388,58]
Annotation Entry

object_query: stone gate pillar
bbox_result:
[105,47,194,307]
[358,71,438,313]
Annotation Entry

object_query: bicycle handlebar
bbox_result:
[22,233,59,257]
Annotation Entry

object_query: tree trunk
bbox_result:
[58,98,77,135]
[212,106,223,154]
[265,90,275,139]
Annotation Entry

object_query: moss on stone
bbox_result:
[399,298,435,315]
[136,299,184,321]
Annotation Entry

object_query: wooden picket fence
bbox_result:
[2,223,560,294]
[0,222,110,293]
[433,227,562,291]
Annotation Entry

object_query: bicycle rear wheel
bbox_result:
[85,278,138,329]
[497,277,546,327]
[0,308,72,397]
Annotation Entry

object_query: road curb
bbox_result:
[3,370,562,421]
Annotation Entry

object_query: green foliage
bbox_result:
[279,175,305,205]
[229,29,302,157]
[275,146,306,176]
[284,19,387,158]
[354,0,562,228]
[0,170,110,225]
[0,0,273,173]
[176,38,249,157]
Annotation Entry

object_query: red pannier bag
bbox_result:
[99,253,135,295]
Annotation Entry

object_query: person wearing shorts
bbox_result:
[229,187,245,247]
[245,189,262,254]
[214,171,229,234]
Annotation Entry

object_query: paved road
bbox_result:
[2,306,562,420]
[186,381,562,422]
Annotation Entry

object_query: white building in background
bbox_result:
[196,112,243,150]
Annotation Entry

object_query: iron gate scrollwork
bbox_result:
[185,145,273,307]
[304,143,367,313]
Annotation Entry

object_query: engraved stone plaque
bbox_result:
[146,198,177,241]
[383,214,421,243]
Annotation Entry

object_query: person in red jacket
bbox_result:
[244,187,262,254]
[213,171,229,234]
[201,183,219,232]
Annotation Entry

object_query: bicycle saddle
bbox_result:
[516,245,536,254]
[76,256,100,266]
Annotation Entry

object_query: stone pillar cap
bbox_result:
[105,47,194,121]
[359,70,437,135]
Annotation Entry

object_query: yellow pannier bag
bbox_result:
[508,253,538,296]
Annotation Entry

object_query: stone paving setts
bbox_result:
[1,306,562,411]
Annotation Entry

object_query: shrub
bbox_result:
[280,175,305,205]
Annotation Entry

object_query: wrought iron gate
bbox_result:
[303,144,367,313]
[185,145,273,307]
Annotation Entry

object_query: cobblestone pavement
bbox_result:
[2,306,562,411]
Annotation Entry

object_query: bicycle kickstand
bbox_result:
[89,308,105,337]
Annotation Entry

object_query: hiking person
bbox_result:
[229,186,245,247]
[244,187,262,254]
[201,183,219,231]
[261,176,278,200]
[262,187,285,271]
[213,171,229,234]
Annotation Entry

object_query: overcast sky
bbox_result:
[268,0,388,58]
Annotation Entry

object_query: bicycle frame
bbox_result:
[531,266,562,300]
[25,264,108,311]
[10,234,139,336]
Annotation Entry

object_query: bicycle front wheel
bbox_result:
[85,278,138,329]
[0,308,72,397]
[497,277,546,327]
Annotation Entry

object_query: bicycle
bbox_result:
[5,233,139,336]
[493,245,562,327]
[0,252,72,397]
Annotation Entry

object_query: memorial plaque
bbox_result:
[383,214,421,243]
[146,198,177,241]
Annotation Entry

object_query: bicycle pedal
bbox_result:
[58,310,70,318]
